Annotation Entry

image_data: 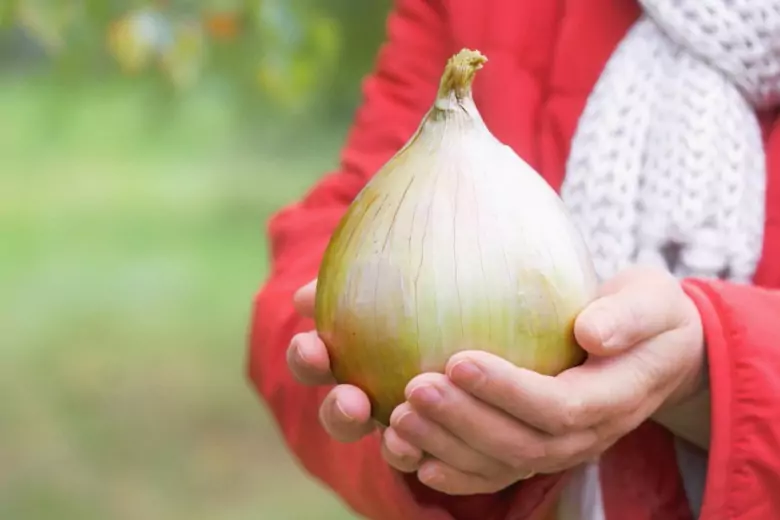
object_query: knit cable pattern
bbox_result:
[561,1,778,284]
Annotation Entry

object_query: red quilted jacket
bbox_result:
[248,1,780,518]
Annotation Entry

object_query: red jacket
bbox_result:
[248,1,780,519]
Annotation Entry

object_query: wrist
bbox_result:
[652,346,711,450]
[669,292,709,404]
[674,341,709,405]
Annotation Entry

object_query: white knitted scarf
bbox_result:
[561,0,778,285]
[557,2,780,518]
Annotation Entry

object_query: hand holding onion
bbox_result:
[382,267,706,495]
[287,279,378,443]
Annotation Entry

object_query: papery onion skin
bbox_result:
[315,49,599,425]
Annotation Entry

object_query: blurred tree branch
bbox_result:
[0,0,392,120]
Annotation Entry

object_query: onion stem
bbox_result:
[436,48,487,104]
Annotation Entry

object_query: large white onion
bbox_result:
[315,49,598,425]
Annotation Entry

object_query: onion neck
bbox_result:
[434,48,487,112]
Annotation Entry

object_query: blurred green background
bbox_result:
[0,1,392,519]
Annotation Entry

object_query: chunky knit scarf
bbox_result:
[557,2,779,518]
[561,0,777,285]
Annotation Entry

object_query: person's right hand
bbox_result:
[287,280,378,442]
[288,279,430,473]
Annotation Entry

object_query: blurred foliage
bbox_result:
[0,1,395,519]
[0,0,392,121]
[0,78,360,520]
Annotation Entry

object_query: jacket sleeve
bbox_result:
[246,1,522,519]
[682,279,780,520]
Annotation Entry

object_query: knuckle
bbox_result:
[604,301,644,347]
[480,461,509,479]
[551,395,586,434]
[504,441,546,470]
[503,451,525,471]
[596,419,625,446]
[619,300,644,328]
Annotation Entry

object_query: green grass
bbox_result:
[0,79,359,520]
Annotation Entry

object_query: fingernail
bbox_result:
[583,305,616,348]
[418,464,441,485]
[385,429,417,459]
[449,360,483,385]
[295,342,310,364]
[409,385,441,407]
[395,410,427,436]
[593,317,618,350]
[335,400,355,422]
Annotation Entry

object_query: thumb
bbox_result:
[574,270,687,356]
[293,279,317,318]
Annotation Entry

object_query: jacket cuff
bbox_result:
[680,279,731,518]
[682,277,780,519]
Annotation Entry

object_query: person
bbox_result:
[247,1,780,519]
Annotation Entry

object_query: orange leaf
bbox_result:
[204,13,240,41]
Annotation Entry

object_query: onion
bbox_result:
[315,49,599,425]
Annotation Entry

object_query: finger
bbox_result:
[293,279,317,318]
[319,385,375,443]
[381,426,423,473]
[287,331,335,386]
[446,349,655,436]
[389,402,507,478]
[575,268,688,355]
[409,371,607,472]
[417,459,513,496]
[405,374,564,472]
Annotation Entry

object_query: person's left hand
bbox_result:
[380,266,707,495]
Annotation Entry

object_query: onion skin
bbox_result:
[315,49,599,426]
